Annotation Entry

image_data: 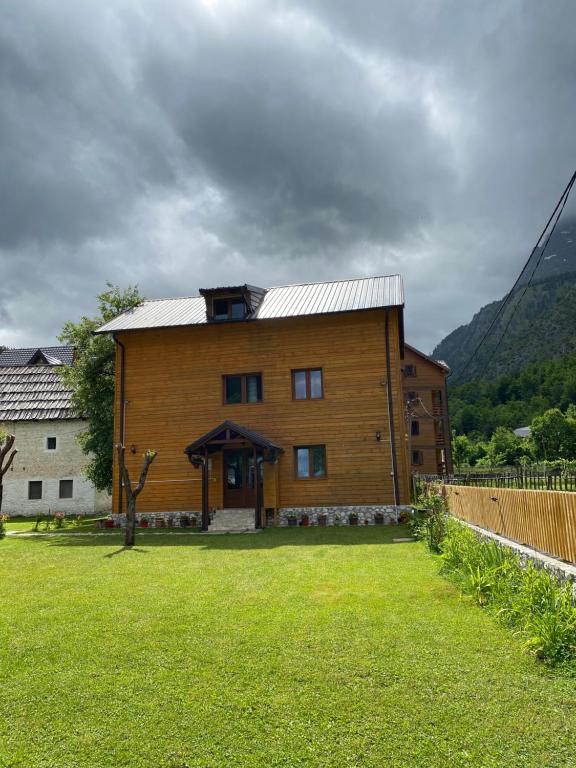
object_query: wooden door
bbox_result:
[223,448,257,508]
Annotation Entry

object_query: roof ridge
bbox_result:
[133,275,402,305]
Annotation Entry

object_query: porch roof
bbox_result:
[184,420,283,456]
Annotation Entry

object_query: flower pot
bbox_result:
[180,516,190,527]
[287,518,298,527]
[155,517,165,528]
[190,519,197,528]
[374,515,384,526]
[300,515,310,527]
[140,520,149,528]
[317,516,327,526]
[349,517,359,526]
[104,519,114,529]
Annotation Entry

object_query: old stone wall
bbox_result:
[0,419,111,516]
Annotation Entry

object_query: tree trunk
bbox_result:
[0,434,18,516]
[115,443,157,548]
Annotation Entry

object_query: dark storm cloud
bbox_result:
[1,0,576,351]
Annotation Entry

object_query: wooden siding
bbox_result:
[113,308,410,513]
[402,347,451,475]
[445,485,576,564]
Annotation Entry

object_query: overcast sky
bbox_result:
[2,0,576,353]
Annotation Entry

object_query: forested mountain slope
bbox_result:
[434,216,576,383]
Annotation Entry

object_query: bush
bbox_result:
[411,484,448,553]
[440,519,576,667]
[0,514,6,540]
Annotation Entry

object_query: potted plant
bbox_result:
[398,510,410,524]
[180,514,190,527]
[374,512,384,526]
[140,516,149,528]
[300,513,310,527]
[286,511,298,527]
[348,511,359,526]
[190,514,198,528]
[317,512,328,526]
[105,517,114,529]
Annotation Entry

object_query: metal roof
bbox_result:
[0,346,75,367]
[0,366,77,421]
[96,275,404,334]
[404,343,451,373]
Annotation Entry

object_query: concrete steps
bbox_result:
[209,508,256,532]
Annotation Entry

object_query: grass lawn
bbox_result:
[1,527,574,767]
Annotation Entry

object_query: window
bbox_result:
[412,450,424,466]
[59,479,73,499]
[292,369,323,400]
[404,365,417,377]
[223,373,263,404]
[46,437,57,450]
[28,481,42,500]
[411,420,420,436]
[213,297,247,321]
[294,445,326,478]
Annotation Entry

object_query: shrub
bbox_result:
[439,519,576,667]
[411,484,448,552]
[0,514,7,540]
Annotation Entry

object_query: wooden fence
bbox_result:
[443,485,576,564]
[417,469,576,491]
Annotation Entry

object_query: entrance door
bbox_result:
[223,448,260,508]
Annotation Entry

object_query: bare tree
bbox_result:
[0,433,18,514]
[116,444,157,547]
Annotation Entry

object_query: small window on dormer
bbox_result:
[212,297,247,321]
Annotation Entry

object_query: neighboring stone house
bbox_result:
[0,346,110,516]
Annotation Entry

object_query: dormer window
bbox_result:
[200,284,266,323]
[213,297,247,321]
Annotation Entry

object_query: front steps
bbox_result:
[209,508,257,532]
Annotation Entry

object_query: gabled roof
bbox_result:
[184,420,283,455]
[96,275,404,334]
[0,366,76,421]
[405,343,450,373]
[0,346,75,367]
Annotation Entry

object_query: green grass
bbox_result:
[1,527,575,767]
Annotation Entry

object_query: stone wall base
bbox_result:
[460,520,576,595]
[278,505,413,526]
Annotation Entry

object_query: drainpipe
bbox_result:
[113,334,126,514]
[384,310,400,505]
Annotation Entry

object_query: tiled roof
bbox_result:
[0,346,75,367]
[0,366,76,421]
[96,275,404,334]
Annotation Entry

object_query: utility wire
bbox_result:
[452,169,576,384]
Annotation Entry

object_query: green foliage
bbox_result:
[59,284,142,493]
[412,484,448,552]
[476,426,531,467]
[530,407,576,460]
[440,520,576,666]
[451,431,472,470]
[449,351,576,440]
[0,515,6,540]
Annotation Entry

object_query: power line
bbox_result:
[452,170,576,384]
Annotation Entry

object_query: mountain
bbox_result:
[434,216,576,384]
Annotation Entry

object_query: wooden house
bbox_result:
[96,276,414,529]
[402,344,452,476]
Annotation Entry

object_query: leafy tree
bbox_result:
[0,430,18,515]
[482,427,530,467]
[530,408,576,461]
[451,431,472,471]
[59,284,142,493]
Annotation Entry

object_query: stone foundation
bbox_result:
[278,505,413,526]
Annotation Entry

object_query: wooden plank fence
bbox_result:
[443,485,576,564]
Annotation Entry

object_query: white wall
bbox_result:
[0,419,111,516]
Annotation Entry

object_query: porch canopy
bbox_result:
[184,420,283,530]
[184,420,282,458]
